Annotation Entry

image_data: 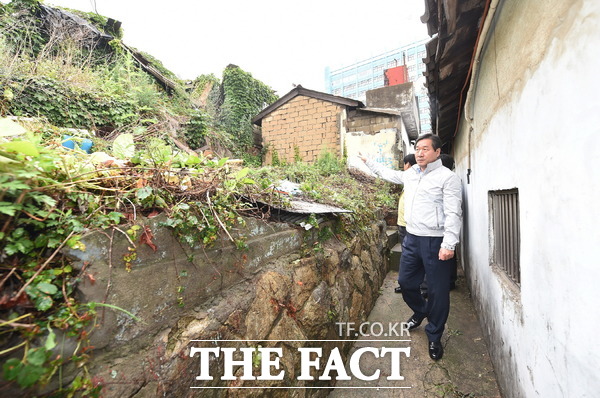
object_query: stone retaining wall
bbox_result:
[29,215,388,397]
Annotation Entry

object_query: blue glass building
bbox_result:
[324,38,431,134]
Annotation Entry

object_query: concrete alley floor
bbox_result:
[329,270,502,397]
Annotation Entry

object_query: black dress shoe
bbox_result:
[406,314,425,330]
[394,286,402,293]
[428,341,444,360]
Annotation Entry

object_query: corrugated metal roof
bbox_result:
[248,197,352,227]
[286,200,352,214]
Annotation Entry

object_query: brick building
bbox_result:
[252,86,362,164]
[252,84,420,167]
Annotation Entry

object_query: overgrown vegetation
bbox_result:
[0,0,398,395]
[0,0,278,157]
[250,153,397,239]
[0,118,264,395]
[0,117,395,395]
[218,64,278,163]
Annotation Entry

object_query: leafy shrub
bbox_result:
[314,150,344,176]
[184,109,210,149]
[0,119,259,394]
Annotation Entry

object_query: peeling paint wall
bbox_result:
[344,128,401,169]
[453,0,600,397]
[344,109,404,169]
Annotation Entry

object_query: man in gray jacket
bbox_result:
[360,133,462,360]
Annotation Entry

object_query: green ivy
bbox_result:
[0,0,45,58]
[219,65,278,150]
[184,109,210,149]
[4,75,138,129]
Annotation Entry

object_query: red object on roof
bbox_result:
[384,65,408,86]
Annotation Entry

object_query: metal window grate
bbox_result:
[490,189,521,286]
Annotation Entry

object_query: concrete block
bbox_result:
[388,242,403,272]
[386,228,398,248]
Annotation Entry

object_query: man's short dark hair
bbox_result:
[440,154,455,169]
[415,133,442,151]
[403,153,416,166]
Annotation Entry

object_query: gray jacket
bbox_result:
[365,158,463,250]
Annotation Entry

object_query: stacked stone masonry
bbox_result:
[10,215,389,397]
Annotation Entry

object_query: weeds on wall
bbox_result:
[250,150,397,239]
[0,119,397,395]
[0,118,261,395]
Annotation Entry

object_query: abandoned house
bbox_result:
[251,84,420,168]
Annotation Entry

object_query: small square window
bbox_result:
[489,189,521,286]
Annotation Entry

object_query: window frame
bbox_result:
[489,188,521,287]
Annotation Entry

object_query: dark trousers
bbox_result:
[397,225,407,285]
[399,233,453,343]
[420,256,457,291]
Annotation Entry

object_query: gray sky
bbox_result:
[45,0,429,95]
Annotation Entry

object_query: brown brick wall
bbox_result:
[346,111,401,134]
[261,96,343,164]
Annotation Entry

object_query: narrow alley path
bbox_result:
[329,271,502,397]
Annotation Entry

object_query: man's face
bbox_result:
[415,138,441,168]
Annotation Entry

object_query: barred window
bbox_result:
[489,189,521,286]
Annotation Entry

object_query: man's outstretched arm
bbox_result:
[359,154,405,185]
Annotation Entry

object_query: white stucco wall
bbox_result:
[453,0,600,396]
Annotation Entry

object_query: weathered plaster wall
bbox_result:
[260,96,343,164]
[453,0,600,396]
[344,109,403,169]
[36,216,388,397]
[344,113,411,175]
[344,128,401,170]
[366,83,420,136]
